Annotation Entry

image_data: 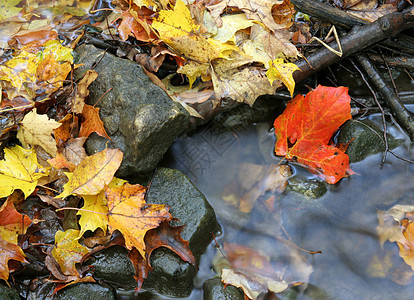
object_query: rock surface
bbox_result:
[338,119,401,162]
[0,284,19,300]
[203,277,244,300]
[92,168,221,297]
[74,44,189,176]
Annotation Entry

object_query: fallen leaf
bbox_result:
[72,70,98,114]
[221,268,288,299]
[226,0,285,32]
[222,163,292,213]
[17,108,62,157]
[0,238,27,283]
[56,148,123,198]
[211,63,278,107]
[106,183,171,257]
[398,219,414,272]
[79,104,110,140]
[61,137,88,167]
[0,198,32,244]
[144,221,196,266]
[0,0,22,21]
[0,145,49,198]
[274,85,353,184]
[152,0,238,63]
[212,13,255,43]
[52,229,89,277]
[266,58,300,96]
[78,191,109,236]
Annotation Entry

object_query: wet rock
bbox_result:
[143,168,221,296]
[92,168,220,297]
[256,122,277,164]
[338,119,401,163]
[203,277,244,300]
[56,283,115,300]
[74,44,189,176]
[91,246,137,290]
[211,95,286,130]
[0,284,19,300]
[288,177,327,200]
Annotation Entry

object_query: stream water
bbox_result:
[161,110,414,299]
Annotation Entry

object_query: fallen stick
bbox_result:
[355,53,414,141]
[293,6,414,83]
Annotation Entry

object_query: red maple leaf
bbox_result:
[274,85,354,184]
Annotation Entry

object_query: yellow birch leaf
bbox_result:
[106,183,171,257]
[56,149,123,198]
[0,145,49,198]
[17,108,62,157]
[152,0,238,63]
[52,229,89,277]
[177,61,209,88]
[266,58,300,97]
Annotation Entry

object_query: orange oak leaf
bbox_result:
[105,183,171,257]
[0,238,28,283]
[56,148,123,198]
[274,85,354,184]
[54,114,79,148]
[0,199,32,244]
[79,104,110,140]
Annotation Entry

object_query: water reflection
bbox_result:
[163,115,414,299]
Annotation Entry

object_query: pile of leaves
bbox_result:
[0,0,197,293]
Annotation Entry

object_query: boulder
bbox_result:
[74,44,189,176]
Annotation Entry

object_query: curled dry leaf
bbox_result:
[0,239,27,283]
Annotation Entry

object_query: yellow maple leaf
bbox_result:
[152,0,238,63]
[52,229,89,277]
[266,58,300,97]
[56,149,123,199]
[212,14,255,43]
[0,145,49,198]
[77,177,126,236]
[106,183,171,257]
[17,108,62,157]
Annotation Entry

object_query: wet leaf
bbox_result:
[266,58,300,96]
[0,145,49,198]
[398,219,414,271]
[106,183,171,257]
[144,221,196,266]
[56,148,123,198]
[0,198,32,244]
[79,104,110,140]
[52,229,89,277]
[72,70,98,114]
[0,0,22,21]
[274,85,353,184]
[0,238,27,283]
[152,0,238,63]
[78,192,108,236]
[17,108,62,157]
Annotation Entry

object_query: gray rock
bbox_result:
[203,277,244,300]
[0,284,19,300]
[56,283,115,300]
[338,119,401,163]
[92,168,220,298]
[288,177,327,200]
[73,44,189,176]
[143,168,221,296]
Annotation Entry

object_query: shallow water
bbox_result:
[162,112,414,299]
